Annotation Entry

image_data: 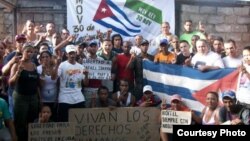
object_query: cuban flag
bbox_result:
[93,0,141,36]
[67,0,175,40]
[143,61,239,112]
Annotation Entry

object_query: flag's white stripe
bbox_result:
[155,92,204,112]
[102,18,139,35]
[144,70,217,91]
[109,7,140,30]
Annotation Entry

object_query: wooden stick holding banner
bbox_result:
[161,110,192,133]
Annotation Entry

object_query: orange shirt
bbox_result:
[154,52,175,64]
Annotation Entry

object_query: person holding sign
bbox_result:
[96,39,117,93]
[82,41,104,104]
[160,94,200,141]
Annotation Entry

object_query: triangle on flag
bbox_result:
[93,0,115,21]
[192,69,239,105]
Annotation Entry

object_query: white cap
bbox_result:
[143,85,153,93]
[65,44,76,53]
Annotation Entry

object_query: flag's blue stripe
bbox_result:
[96,20,133,36]
[107,0,140,28]
[111,16,141,32]
[143,61,236,80]
[144,79,196,101]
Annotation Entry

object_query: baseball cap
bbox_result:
[89,41,98,47]
[171,94,182,102]
[222,90,236,99]
[140,39,149,45]
[143,85,153,93]
[75,41,88,48]
[160,38,168,45]
[65,44,76,53]
[15,34,26,41]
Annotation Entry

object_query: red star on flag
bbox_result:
[93,0,115,21]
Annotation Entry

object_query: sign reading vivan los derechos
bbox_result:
[69,107,161,141]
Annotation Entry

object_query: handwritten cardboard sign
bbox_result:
[69,107,160,141]
[83,59,112,80]
[161,110,192,133]
[28,122,75,141]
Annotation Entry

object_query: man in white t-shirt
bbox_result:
[57,44,89,122]
[148,22,175,56]
[130,35,143,56]
[191,39,224,72]
[222,40,242,68]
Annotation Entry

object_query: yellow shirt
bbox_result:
[154,52,175,64]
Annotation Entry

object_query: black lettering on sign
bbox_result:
[74,111,118,124]
[76,0,83,4]
[76,5,83,14]
[77,15,83,24]
[143,110,150,122]
[73,25,84,33]
[127,110,141,122]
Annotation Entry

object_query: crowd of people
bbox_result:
[0,19,249,141]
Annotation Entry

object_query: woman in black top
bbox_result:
[9,44,40,141]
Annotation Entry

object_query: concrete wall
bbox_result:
[16,0,66,34]
[176,0,250,49]
[0,0,15,40]
[0,0,249,48]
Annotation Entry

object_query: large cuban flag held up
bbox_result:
[143,61,239,112]
[67,0,175,40]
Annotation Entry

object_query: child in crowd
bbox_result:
[34,105,53,123]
